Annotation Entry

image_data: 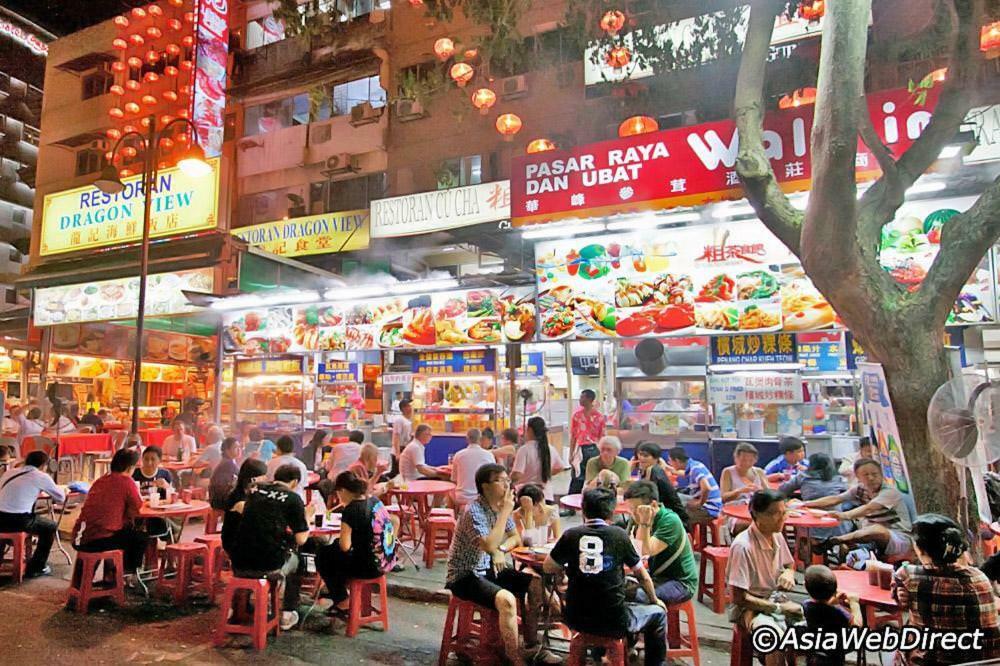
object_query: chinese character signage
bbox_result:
[709,372,802,404]
[534,223,835,340]
[796,332,846,372]
[34,268,214,326]
[512,88,936,226]
[371,180,511,238]
[317,361,359,383]
[711,334,797,365]
[412,349,496,374]
[233,210,370,257]
[236,357,303,375]
[39,158,221,256]
[191,0,228,158]
[515,352,544,378]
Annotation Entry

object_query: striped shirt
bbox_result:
[684,459,722,517]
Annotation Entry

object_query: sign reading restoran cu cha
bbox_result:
[370,180,510,238]
[39,158,221,257]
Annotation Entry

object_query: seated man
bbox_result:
[729,489,801,666]
[445,463,558,666]
[132,446,178,541]
[266,435,310,501]
[583,436,631,491]
[0,451,65,577]
[764,436,809,481]
[228,463,311,630]
[805,457,915,561]
[451,428,496,508]
[208,437,242,510]
[667,446,721,525]
[79,408,104,431]
[399,425,445,482]
[544,487,667,666]
[624,480,698,605]
[161,420,196,461]
[73,448,148,575]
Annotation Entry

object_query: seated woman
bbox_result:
[221,458,268,554]
[513,484,562,547]
[893,513,1000,665]
[316,471,398,613]
[720,442,769,538]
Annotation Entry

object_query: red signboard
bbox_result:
[512,88,940,225]
[191,0,228,158]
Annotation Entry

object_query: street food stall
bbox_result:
[233,356,312,435]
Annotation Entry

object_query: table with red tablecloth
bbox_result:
[139,428,171,446]
[22,433,112,456]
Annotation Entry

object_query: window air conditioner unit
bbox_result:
[499,75,528,99]
[322,153,361,176]
[395,98,426,122]
[349,101,379,127]
[661,110,698,130]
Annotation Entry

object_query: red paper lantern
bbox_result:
[168,0,184,7]
[148,5,163,17]
[111,61,127,72]
[605,46,631,69]
[125,102,141,115]
[131,7,147,19]
[127,56,143,68]
[142,94,158,106]
[471,88,496,114]
[600,10,626,35]
[161,137,175,149]
[618,115,658,137]
[160,114,175,125]
[184,11,195,22]
[496,113,522,140]
[181,60,194,71]
[526,138,556,154]
[124,124,139,134]
[106,128,122,139]
[799,1,825,21]
[434,38,455,61]
[110,84,125,96]
[450,62,474,87]
[177,108,189,118]
[146,26,162,39]
[123,145,138,158]
[140,117,151,127]
[125,79,141,91]
[109,107,125,118]
[144,71,160,83]
[165,65,179,77]
[114,15,130,28]
[167,19,182,31]
[112,38,128,50]
[163,90,178,102]
[981,22,1000,52]
[129,34,145,46]
[182,35,194,47]
[166,43,181,56]
[146,49,160,62]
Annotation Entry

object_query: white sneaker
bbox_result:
[280,610,299,630]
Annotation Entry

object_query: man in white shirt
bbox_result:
[12,406,44,446]
[0,451,65,577]
[325,430,364,479]
[266,434,310,500]
[450,429,496,506]
[161,421,197,461]
[399,425,444,482]
[391,400,414,459]
[194,425,225,473]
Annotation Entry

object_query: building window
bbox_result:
[243,76,386,136]
[437,155,487,189]
[81,71,113,100]
[331,75,386,115]
[246,16,285,50]
[309,172,386,214]
[75,149,105,177]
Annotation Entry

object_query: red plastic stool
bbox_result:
[387,504,419,546]
[666,599,702,665]
[568,632,626,666]
[215,576,281,651]
[429,507,455,519]
[698,546,731,614]
[343,575,390,637]
[204,509,224,535]
[194,533,227,600]
[143,539,161,577]
[0,531,30,583]
[67,549,125,613]
[157,542,210,604]
[438,595,504,666]
[692,516,724,553]
[424,516,456,568]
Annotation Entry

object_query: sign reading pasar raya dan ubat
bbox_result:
[511,87,939,226]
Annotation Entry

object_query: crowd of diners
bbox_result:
[0,391,998,665]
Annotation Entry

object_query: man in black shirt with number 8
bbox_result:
[544,487,667,665]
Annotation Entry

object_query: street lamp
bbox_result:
[95,114,210,436]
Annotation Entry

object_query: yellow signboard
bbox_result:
[232,209,370,257]
[39,158,221,256]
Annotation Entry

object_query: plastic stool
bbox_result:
[568,632,626,666]
[424,516,456,568]
[429,507,455,519]
[438,595,504,666]
[204,509,224,535]
[692,516,724,552]
[698,546,730,614]
[143,539,161,577]
[194,533,227,599]
[215,576,281,651]
[666,599,702,665]
[386,505,419,546]
[67,549,125,613]
[344,575,390,637]
[0,531,30,583]
[157,542,210,604]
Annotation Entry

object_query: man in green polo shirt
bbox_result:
[624,480,698,604]
[584,436,632,490]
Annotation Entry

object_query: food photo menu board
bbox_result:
[533,220,837,341]
[223,286,536,356]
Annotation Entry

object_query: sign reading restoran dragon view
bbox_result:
[39,158,221,256]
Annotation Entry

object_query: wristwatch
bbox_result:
[498,544,510,554]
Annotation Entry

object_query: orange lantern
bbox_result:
[168,0,184,7]
[181,60,194,71]
[167,18,182,31]
[125,79,141,91]
[110,84,125,96]
[434,38,455,61]
[799,1,825,20]
[123,145,138,158]
[605,46,631,69]
[160,114,175,125]
[129,33,145,46]
[166,43,181,56]
[114,15,130,28]
[146,26,162,39]
[125,102,141,115]
[142,94,158,106]
[496,113,522,141]
[526,138,556,154]
[182,35,195,47]
[124,124,139,134]
[127,56,143,68]
[148,4,163,16]
[160,137,175,149]
[145,72,160,83]
[146,49,160,62]
[164,65,179,77]
[112,38,128,50]
[140,117,151,127]
[981,22,1000,52]
[184,11,195,22]
[106,128,122,139]
[618,115,658,137]
[131,7,147,19]
[471,88,496,114]
[163,90,178,102]
[600,10,626,36]
[109,107,125,119]
[778,87,817,109]
[178,108,189,118]
[111,61,127,72]
[450,62,474,87]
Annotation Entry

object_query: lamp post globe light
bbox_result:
[94,113,210,436]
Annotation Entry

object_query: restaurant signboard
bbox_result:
[232,209,370,257]
[191,0,229,158]
[708,371,802,404]
[511,88,937,226]
[39,158,221,256]
[371,180,510,238]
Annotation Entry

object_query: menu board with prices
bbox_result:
[796,332,846,372]
[413,350,497,375]
[711,333,797,365]
[709,372,803,404]
[515,352,545,378]
[236,357,304,375]
[317,362,359,383]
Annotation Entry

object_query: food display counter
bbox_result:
[314,360,364,429]
[615,375,710,449]
[233,357,312,434]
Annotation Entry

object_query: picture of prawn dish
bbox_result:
[696,274,736,302]
[781,283,836,331]
[736,270,779,300]
[738,304,782,330]
[615,279,655,308]
[345,326,375,350]
[540,306,575,340]
[652,274,694,305]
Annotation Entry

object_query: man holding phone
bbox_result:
[445,463,559,666]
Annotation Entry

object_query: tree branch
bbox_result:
[734,0,803,256]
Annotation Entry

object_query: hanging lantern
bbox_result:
[129,33,145,46]
[600,10,626,36]
[111,60,127,72]
[114,15,130,28]
[778,87,817,109]
[618,115,658,137]
[450,62,474,87]
[125,79,141,91]
[471,88,496,114]
[146,26,163,39]
[160,114,175,125]
[127,56,143,68]
[125,102,141,115]
[131,7,147,19]
[161,137,175,150]
[799,1,825,21]
[140,117,152,127]
[110,84,126,96]
[109,107,125,119]
[166,43,181,56]
[526,138,556,154]
[112,38,128,50]
[168,0,184,7]
[496,113,522,141]
[124,124,139,134]
[167,18,182,31]
[106,128,122,139]
[178,108,189,118]
[122,145,138,158]
[164,65,179,77]
[434,38,455,61]
[929,67,948,82]
[182,35,195,47]
[144,71,159,82]
[146,49,160,62]
[981,22,1000,52]
[148,4,163,17]
[184,11,195,22]
[163,90,178,102]
[142,94,158,106]
[605,46,631,69]
[181,60,194,71]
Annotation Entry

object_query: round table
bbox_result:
[721,503,840,529]
[512,545,553,569]
[161,460,208,473]
[559,493,631,514]
[832,569,899,627]
[139,499,211,520]
[390,480,457,550]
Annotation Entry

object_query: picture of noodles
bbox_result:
[781,283,836,331]
[738,304,781,330]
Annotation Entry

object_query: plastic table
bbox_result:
[139,428,172,446]
[389,480,456,561]
[722,503,840,529]
[832,569,899,627]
